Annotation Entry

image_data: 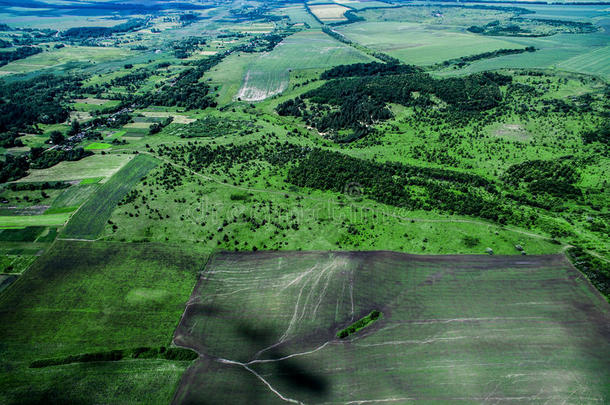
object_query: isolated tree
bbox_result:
[49,130,65,145]
[68,120,80,136]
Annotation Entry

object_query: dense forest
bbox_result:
[278,64,510,141]
[0,46,42,67]
[0,74,82,133]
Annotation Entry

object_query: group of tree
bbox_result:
[468,18,596,37]
[0,74,82,133]
[321,61,420,79]
[157,140,511,223]
[149,117,174,134]
[0,131,24,148]
[277,64,510,140]
[62,19,147,39]
[438,47,536,68]
[581,122,609,145]
[502,158,581,199]
[29,147,92,170]
[0,46,42,67]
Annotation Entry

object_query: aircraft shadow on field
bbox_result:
[237,322,329,396]
[174,312,331,404]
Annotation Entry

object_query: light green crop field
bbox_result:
[557,45,610,77]
[51,184,100,208]
[0,46,133,76]
[345,4,610,77]
[172,251,610,404]
[235,29,373,101]
[73,99,121,112]
[84,142,112,150]
[335,22,527,65]
[0,212,72,228]
[0,13,128,29]
[438,33,610,78]
[0,240,203,404]
[15,154,132,183]
[275,5,322,27]
[62,154,159,240]
[333,0,393,10]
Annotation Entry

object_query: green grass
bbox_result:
[84,142,112,150]
[15,154,132,184]
[43,206,79,215]
[0,240,204,404]
[235,29,374,101]
[80,177,104,185]
[336,22,526,65]
[172,251,610,404]
[0,213,72,228]
[62,154,159,239]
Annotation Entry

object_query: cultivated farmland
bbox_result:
[172,251,610,404]
[15,154,132,184]
[0,240,205,404]
[309,4,350,22]
[62,154,159,239]
[236,30,373,101]
[336,22,526,65]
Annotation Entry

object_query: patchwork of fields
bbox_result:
[62,154,159,240]
[172,251,610,404]
[0,1,608,403]
[336,22,527,65]
[337,4,610,77]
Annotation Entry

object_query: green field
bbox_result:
[0,212,72,228]
[236,29,373,101]
[0,46,133,76]
[336,21,528,65]
[275,5,322,27]
[15,154,133,184]
[0,240,203,404]
[62,154,159,240]
[172,251,610,403]
[84,142,112,150]
[338,4,610,77]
